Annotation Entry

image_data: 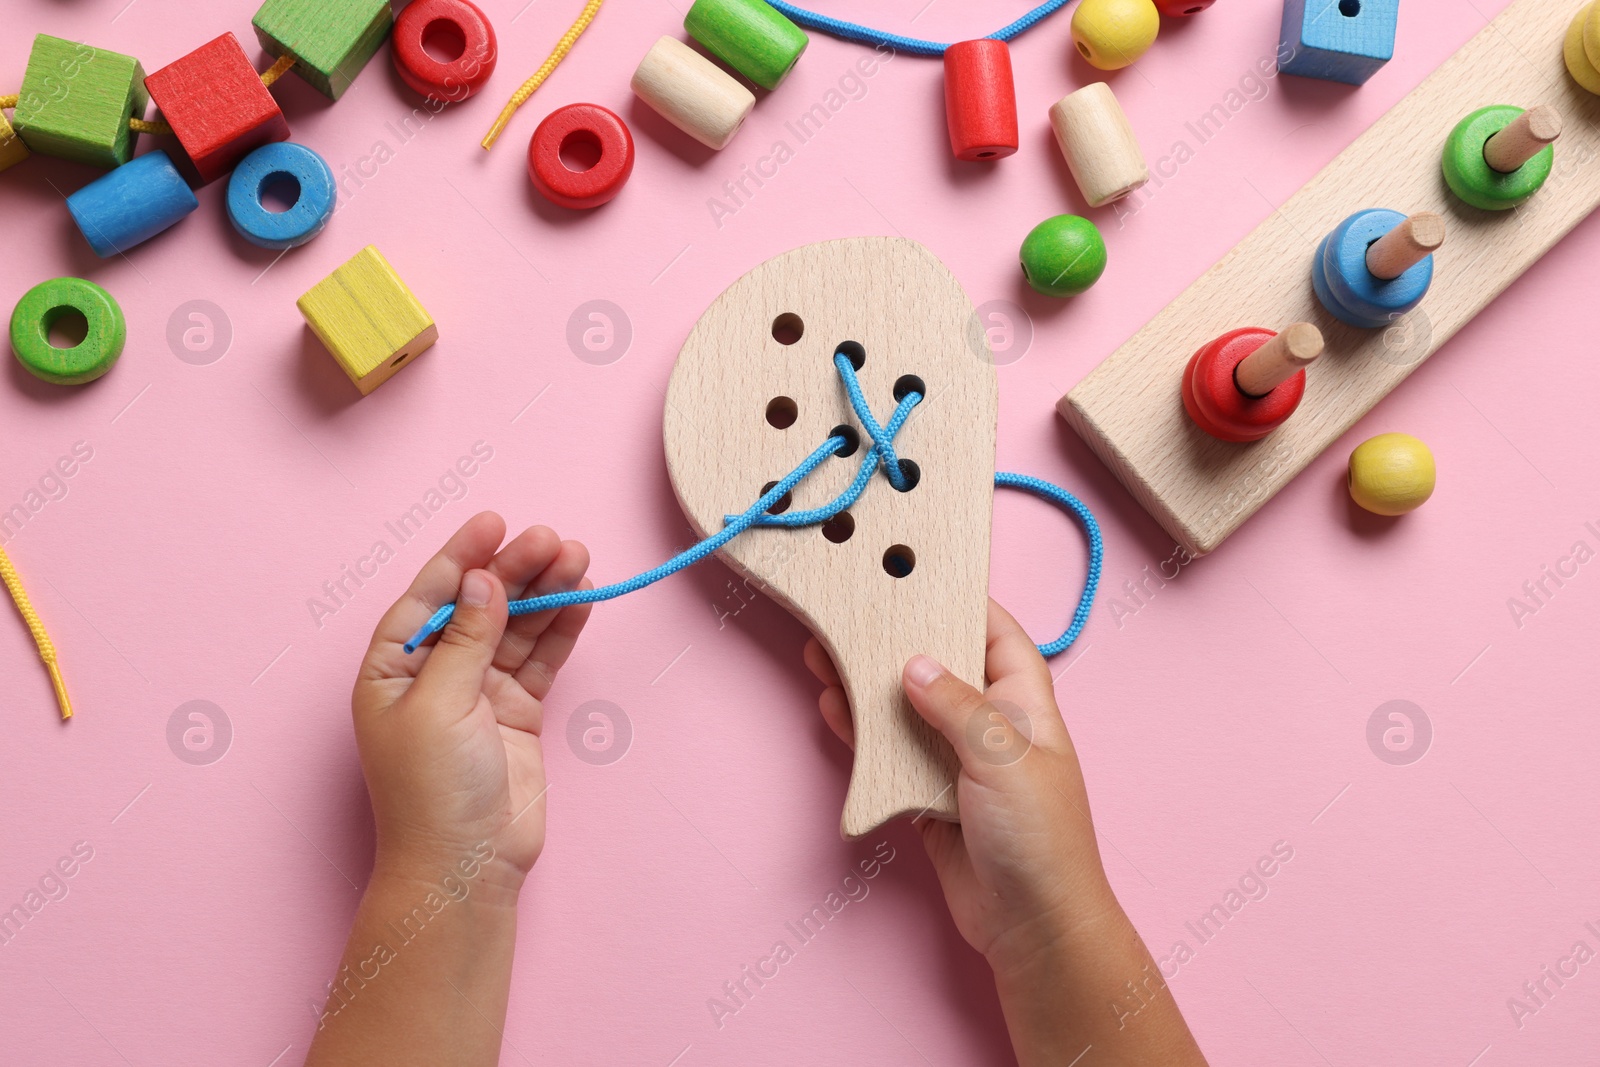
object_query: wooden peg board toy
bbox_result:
[1059,0,1600,556]
[663,238,997,839]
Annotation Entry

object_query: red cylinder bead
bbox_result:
[1153,0,1216,15]
[943,40,1018,162]
[392,0,498,102]
[1181,328,1306,442]
[527,104,636,209]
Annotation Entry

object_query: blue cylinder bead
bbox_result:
[226,142,337,250]
[1311,208,1434,328]
[66,150,200,258]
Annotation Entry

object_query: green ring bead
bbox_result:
[684,0,808,91]
[1442,105,1553,211]
[9,276,126,385]
[1020,215,1107,298]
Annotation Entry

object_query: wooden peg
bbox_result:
[1364,212,1445,280]
[1483,104,1561,172]
[1233,322,1322,397]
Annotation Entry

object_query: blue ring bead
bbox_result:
[1311,208,1433,328]
[227,142,337,250]
[67,150,199,258]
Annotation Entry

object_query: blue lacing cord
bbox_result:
[403,351,1103,658]
[764,0,1074,57]
[993,472,1102,656]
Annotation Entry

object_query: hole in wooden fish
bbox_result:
[765,396,798,429]
[822,511,855,543]
[760,481,793,515]
[893,459,921,492]
[893,374,926,402]
[836,340,865,370]
[772,313,804,345]
[883,544,916,577]
[829,425,860,457]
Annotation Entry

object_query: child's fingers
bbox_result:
[492,539,591,675]
[485,525,563,602]
[902,655,1031,777]
[983,599,1054,691]
[512,579,594,701]
[802,638,842,688]
[408,568,510,712]
[817,685,854,750]
[364,513,506,674]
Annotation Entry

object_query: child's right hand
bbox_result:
[805,599,1208,1066]
[804,599,1118,976]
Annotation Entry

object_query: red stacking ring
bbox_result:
[1181,327,1306,443]
[392,0,498,102]
[527,104,636,210]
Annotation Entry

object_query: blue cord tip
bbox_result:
[403,603,456,654]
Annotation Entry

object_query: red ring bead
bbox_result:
[942,40,1018,161]
[392,0,498,102]
[527,104,636,210]
[1181,328,1306,442]
[1153,0,1216,14]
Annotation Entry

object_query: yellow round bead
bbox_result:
[1071,0,1160,71]
[1566,2,1600,94]
[1348,433,1436,516]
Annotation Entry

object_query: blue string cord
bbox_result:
[763,0,1074,57]
[403,352,1103,659]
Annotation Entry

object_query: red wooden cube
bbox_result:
[145,32,288,185]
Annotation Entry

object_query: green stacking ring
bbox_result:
[9,277,126,385]
[1442,105,1553,212]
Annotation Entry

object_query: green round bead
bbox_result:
[9,277,126,385]
[685,0,808,90]
[1020,215,1107,297]
[1442,105,1553,211]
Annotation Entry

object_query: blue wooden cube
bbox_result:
[1277,0,1397,85]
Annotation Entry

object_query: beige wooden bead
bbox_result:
[631,36,755,151]
[1048,82,1148,207]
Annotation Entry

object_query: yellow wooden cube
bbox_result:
[296,245,436,395]
[0,110,30,173]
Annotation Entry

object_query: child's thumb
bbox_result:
[415,570,508,704]
[903,655,1032,775]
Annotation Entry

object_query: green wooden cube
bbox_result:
[13,35,147,169]
[252,0,394,100]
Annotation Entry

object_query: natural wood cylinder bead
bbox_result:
[1483,104,1561,172]
[1364,211,1445,280]
[630,36,755,151]
[943,40,1018,161]
[1233,322,1322,397]
[1048,82,1148,207]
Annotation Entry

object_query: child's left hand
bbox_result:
[351,512,592,900]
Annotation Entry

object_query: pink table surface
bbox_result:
[4,0,1599,1063]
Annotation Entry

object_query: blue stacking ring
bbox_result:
[67,150,199,258]
[227,142,337,250]
[1312,208,1433,328]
